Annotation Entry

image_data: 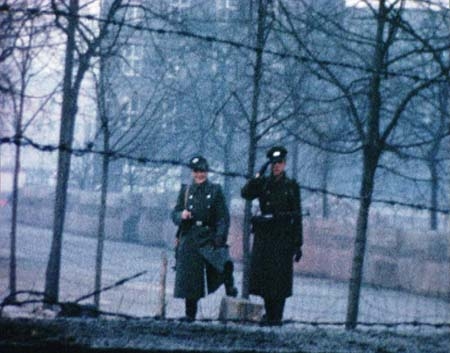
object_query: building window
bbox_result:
[160,101,176,134]
[170,0,190,9]
[121,45,143,76]
[128,93,140,115]
[216,0,238,21]
[119,93,140,129]
[226,0,238,10]
[126,2,144,25]
[267,0,279,18]
[120,112,131,130]
[169,0,191,21]
[270,61,285,75]
[103,91,116,116]
[217,0,238,10]
[166,57,186,80]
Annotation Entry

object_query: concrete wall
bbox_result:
[228,216,449,299]
[17,187,175,247]
[14,187,450,299]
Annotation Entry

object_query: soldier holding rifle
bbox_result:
[172,155,237,322]
[241,146,303,326]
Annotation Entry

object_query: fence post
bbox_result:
[157,252,167,319]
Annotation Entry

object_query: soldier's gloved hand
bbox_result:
[294,248,302,262]
[213,235,226,248]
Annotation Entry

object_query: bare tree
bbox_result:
[1,0,54,301]
[45,0,124,304]
[1,0,25,303]
[93,55,112,309]
[277,0,450,328]
[90,1,191,306]
[418,74,449,230]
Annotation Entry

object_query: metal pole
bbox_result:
[157,252,168,318]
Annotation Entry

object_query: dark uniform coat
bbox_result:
[171,180,230,300]
[241,172,303,299]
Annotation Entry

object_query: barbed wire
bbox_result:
[2,4,449,84]
[1,135,449,215]
[2,291,449,329]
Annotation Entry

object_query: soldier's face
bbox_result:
[271,160,286,177]
[192,170,208,184]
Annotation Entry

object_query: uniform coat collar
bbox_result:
[191,179,210,191]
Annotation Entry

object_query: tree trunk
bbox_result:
[9,31,31,301]
[429,161,438,230]
[242,0,267,299]
[94,52,112,308]
[428,78,449,230]
[345,151,377,329]
[9,140,20,300]
[44,0,79,304]
[346,0,386,329]
[321,152,330,219]
[223,120,233,204]
[290,140,299,180]
[94,150,110,308]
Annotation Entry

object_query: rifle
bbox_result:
[173,184,190,270]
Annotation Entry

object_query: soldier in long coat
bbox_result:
[241,146,303,326]
[171,155,237,321]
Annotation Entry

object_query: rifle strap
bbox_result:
[176,185,190,240]
[184,184,190,209]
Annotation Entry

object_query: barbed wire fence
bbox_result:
[2,233,449,328]
[0,135,449,329]
[1,135,448,214]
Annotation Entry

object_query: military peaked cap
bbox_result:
[266,146,287,163]
[189,155,209,171]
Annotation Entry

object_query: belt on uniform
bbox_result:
[251,214,274,224]
[259,212,298,219]
[260,214,274,219]
[251,213,292,223]
[193,220,209,228]
[253,214,274,220]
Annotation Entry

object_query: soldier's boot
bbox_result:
[260,298,282,326]
[224,261,238,297]
[182,298,197,322]
[272,298,285,326]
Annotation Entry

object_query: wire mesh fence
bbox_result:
[1,213,449,328]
